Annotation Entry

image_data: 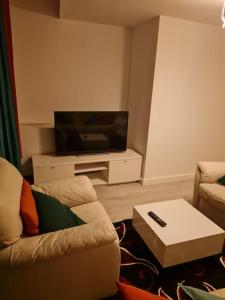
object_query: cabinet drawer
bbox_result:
[108,158,142,184]
[33,165,74,184]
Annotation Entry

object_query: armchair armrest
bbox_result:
[32,175,97,207]
[0,221,117,268]
[197,162,225,183]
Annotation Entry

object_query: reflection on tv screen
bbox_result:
[54,111,129,155]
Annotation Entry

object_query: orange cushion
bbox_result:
[118,281,167,300]
[20,179,39,235]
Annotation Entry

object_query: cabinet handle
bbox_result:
[50,166,56,169]
[124,159,128,162]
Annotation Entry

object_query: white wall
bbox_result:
[11,5,131,124]
[10,2,131,174]
[144,16,225,183]
[11,3,225,181]
[128,18,159,177]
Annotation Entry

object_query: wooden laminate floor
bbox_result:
[95,179,194,222]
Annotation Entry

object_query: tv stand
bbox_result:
[32,149,142,185]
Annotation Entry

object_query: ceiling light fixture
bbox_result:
[222,0,225,28]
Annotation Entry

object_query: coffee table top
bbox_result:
[133,199,225,246]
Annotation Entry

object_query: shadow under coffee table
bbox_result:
[133,199,225,268]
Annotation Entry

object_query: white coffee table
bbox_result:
[132,199,225,268]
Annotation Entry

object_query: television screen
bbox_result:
[54,111,129,155]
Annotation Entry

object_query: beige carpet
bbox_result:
[95,179,194,222]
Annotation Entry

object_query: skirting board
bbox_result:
[140,173,195,186]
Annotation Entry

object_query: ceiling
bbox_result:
[59,0,224,28]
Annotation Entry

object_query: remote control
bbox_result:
[148,211,167,227]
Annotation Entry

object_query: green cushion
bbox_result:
[32,190,85,233]
[179,284,224,300]
[217,175,225,186]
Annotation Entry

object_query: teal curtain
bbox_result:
[0,0,21,170]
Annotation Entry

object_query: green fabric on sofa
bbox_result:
[32,190,85,233]
[217,175,225,186]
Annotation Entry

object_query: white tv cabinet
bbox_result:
[32,149,142,185]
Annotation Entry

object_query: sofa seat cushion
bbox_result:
[0,157,23,247]
[199,183,225,212]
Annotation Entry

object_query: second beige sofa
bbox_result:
[193,161,225,230]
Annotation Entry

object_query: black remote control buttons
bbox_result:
[148,211,167,227]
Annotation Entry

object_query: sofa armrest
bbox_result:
[0,221,118,268]
[32,176,97,207]
[192,167,201,208]
[197,162,225,184]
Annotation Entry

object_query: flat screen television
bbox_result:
[54,111,129,155]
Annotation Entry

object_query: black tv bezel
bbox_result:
[54,111,129,156]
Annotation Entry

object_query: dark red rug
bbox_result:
[112,219,225,299]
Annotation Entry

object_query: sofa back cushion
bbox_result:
[32,176,97,207]
[0,157,23,246]
[198,162,225,184]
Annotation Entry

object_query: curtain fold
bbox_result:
[0,0,21,169]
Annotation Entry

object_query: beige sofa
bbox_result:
[0,157,120,300]
[193,161,225,230]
